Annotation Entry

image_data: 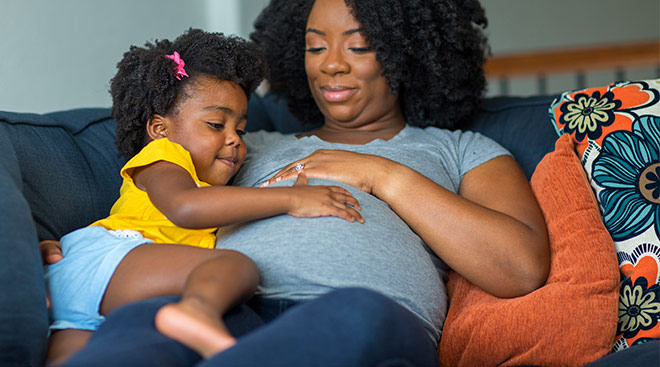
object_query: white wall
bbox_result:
[480,0,660,96]
[482,0,658,53]
[1,0,658,113]
[0,0,241,113]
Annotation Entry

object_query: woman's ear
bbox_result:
[146,114,169,141]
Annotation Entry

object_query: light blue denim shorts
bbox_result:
[45,226,153,331]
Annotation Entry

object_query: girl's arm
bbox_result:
[263,150,549,298]
[133,160,363,229]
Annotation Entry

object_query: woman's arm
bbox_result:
[264,150,549,298]
[134,160,363,229]
[379,155,549,298]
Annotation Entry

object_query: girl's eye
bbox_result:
[236,129,246,137]
[207,122,224,130]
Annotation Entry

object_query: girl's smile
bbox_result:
[216,155,238,169]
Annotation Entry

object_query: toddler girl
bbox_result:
[45,28,363,365]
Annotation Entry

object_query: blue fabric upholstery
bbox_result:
[0,109,122,366]
[0,110,124,240]
[464,96,558,178]
[0,122,49,367]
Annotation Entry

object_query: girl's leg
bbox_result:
[102,245,258,358]
[46,329,92,366]
[64,296,264,367]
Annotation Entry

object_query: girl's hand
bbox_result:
[261,149,394,197]
[40,240,63,265]
[286,170,364,223]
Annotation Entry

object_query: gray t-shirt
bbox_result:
[216,124,510,341]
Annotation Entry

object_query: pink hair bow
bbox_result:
[164,51,189,80]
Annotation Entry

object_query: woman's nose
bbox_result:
[320,47,350,75]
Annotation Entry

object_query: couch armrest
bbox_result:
[0,125,48,366]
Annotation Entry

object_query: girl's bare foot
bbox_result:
[155,299,236,359]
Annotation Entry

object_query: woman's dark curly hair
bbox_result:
[111,28,268,159]
[251,0,488,129]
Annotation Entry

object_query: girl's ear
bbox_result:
[146,114,169,141]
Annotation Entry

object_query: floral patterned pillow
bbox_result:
[549,79,660,353]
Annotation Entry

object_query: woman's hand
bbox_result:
[261,149,395,197]
[286,170,364,223]
[40,240,63,265]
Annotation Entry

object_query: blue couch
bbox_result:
[1,93,657,366]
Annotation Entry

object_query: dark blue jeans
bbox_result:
[66,288,440,367]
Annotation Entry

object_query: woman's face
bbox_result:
[304,0,402,129]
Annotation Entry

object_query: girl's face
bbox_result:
[304,0,403,129]
[158,77,248,186]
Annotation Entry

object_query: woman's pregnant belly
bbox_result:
[216,178,448,341]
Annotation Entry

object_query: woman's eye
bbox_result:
[305,47,325,53]
[236,129,246,137]
[350,47,373,53]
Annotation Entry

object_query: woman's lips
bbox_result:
[321,86,356,102]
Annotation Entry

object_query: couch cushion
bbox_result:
[463,95,558,178]
[549,79,660,351]
[0,122,49,366]
[439,134,620,366]
[246,93,322,134]
[0,108,123,240]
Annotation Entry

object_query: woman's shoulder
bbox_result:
[404,125,511,172]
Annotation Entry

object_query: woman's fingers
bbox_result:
[262,163,305,187]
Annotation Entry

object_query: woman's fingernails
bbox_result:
[275,177,282,182]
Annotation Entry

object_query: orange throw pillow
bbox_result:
[439,134,619,367]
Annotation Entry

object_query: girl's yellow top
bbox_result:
[90,138,217,249]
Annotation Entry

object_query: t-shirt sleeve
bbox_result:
[453,130,512,179]
[120,138,202,185]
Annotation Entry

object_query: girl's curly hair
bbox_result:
[251,0,488,129]
[111,28,268,159]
